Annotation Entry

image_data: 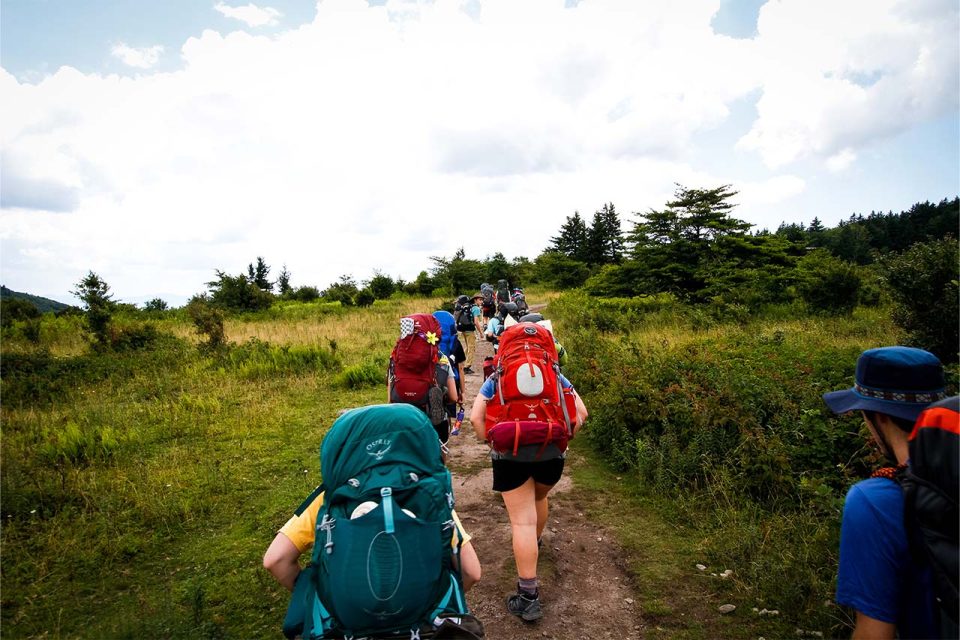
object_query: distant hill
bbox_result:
[1,286,72,313]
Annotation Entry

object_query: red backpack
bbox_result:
[389,314,441,407]
[484,323,577,459]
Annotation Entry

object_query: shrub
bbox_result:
[882,238,959,361]
[187,297,226,350]
[1,298,41,327]
[795,250,862,314]
[354,288,375,307]
[334,361,384,389]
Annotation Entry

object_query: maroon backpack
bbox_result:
[389,313,441,407]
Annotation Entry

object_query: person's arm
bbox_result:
[445,371,457,403]
[573,391,588,435]
[851,611,895,640]
[470,393,488,440]
[263,533,302,591]
[455,541,481,592]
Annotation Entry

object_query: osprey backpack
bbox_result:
[480,285,495,319]
[901,395,959,634]
[483,322,577,461]
[389,314,441,408]
[282,404,472,639]
[454,296,475,333]
[495,280,510,304]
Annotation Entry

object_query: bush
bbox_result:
[222,339,341,378]
[293,286,320,302]
[354,289,375,307]
[334,361,384,389]
[187,297,226,350]
[1,298,41,327]
[796,250,862,314]
[882,238,959,361]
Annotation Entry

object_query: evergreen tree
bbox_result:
[247,257,272,291]
[276,265,292,296]
[549,212,589,262]
[71,271,115,347]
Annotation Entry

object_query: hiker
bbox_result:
[434,310,466,436]
[469,323,588,622]
[264,404,483,638]
[479,284,496,325]
[387,314,458,445]
[454,295,479,374]
[823,346,955,639]
[484,302,519,352]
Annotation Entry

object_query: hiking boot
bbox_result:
[506,590,542,622]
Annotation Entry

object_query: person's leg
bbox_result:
[461,331,475,369]
[501,477,539,580]
[534,482,552,541]
[531,459,564,541]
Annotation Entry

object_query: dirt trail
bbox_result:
[446,322,643,639]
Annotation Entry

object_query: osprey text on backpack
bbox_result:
[483,323,577,461]
[282,405,474,639]
[900,396,959,635]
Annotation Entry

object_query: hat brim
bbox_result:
[822,388,927,423]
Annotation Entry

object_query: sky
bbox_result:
[1,0,958,307]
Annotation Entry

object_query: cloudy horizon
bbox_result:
[2,0,957,306]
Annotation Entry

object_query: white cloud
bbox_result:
[213,2,282,27]
[0,0,955,302]
[826,149,857,173]
[110,43,164,68]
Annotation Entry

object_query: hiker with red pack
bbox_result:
[469,322,588,622]
[387,313,457,446]
[823,346,958,639]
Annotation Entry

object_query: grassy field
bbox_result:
[2,290,952,637]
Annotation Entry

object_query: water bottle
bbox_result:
[452,405,464,435]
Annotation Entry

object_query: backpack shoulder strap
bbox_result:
[294,483,325,517]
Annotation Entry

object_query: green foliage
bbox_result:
[430,248,486,295]
[222,339,341,378]
[0,284,71,313]
[334,361,384,389]
[549,211,590,262]
[322,275,358,306]
[206,269,274,311]
[1,297,41,327]
[187,296,227,350]
[533,251,590,288]
[247,256,273,291]
[276,264,293,296]
[795,250,862,315]
[354,288,375,307]
[882,237,960,360]
[292,285,320,302]
[72,271,116,347]
[142,298,169,312]
[366,271,395,299]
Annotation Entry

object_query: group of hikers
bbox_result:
[264,283,587,638]
[263,281,958,640]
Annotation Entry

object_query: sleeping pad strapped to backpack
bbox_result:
[900,395,959,635]
[282,404,472,639]
[483,322,577,461]
[389,314,441,408]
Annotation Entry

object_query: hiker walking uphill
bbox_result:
[823,347,958,640]
[263,404,483,639]
[387,314,457,446]
[454,295,480,374]
[468,322,588,622]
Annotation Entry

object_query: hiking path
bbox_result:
[446,321,643,640]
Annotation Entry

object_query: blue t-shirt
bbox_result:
[485,317,503,337]
[837,477,937,639]
[479,373,573,399]
[471,304,481,320]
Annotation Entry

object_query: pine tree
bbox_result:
[276,265,292,296]
[549,212,589,262]
[247,257,272,291]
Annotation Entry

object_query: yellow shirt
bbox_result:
[280,491,472,553]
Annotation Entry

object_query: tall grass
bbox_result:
[0,296,449,637]
[549,292,949,636]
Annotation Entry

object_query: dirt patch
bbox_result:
[446,330,643,639]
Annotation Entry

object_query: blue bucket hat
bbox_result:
[823,346,947,423]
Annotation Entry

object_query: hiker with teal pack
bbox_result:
[823,346,957,639]
[263,404,483,639]
[469,322,588,622]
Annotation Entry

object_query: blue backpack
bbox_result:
[433,310,460,384]
[282,405,471,638]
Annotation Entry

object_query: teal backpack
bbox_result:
[283,404,471,639]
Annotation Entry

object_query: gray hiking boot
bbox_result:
[506,590,542,622]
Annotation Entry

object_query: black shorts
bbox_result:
[491,457,565,492]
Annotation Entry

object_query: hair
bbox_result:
[864,411,915,433]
